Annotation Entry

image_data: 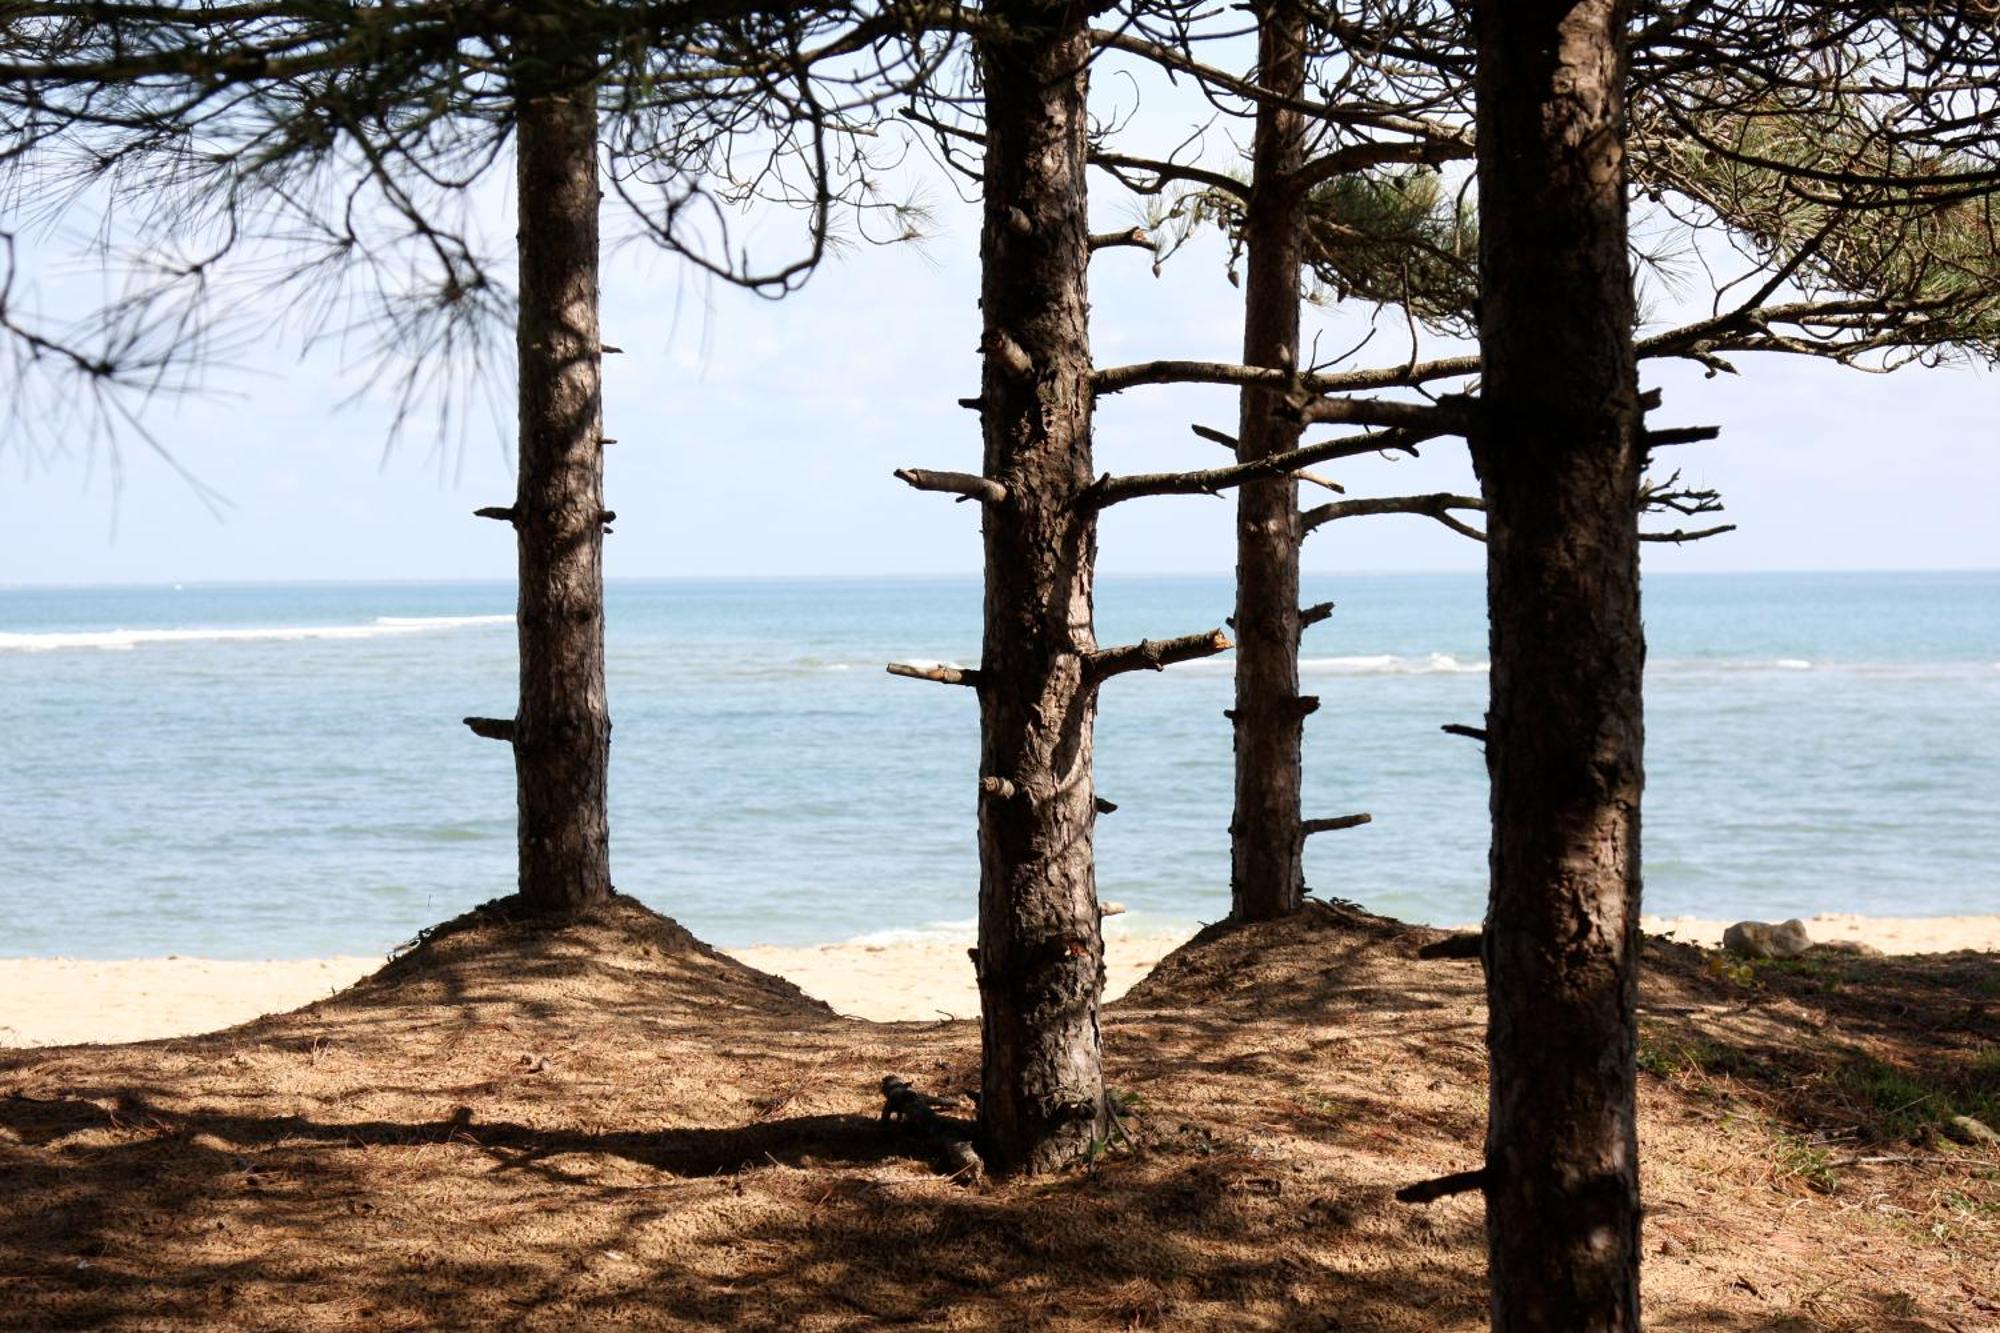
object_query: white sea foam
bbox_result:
[1683,657,1816,671]
[846,917,980,947]
[1299,652,1491,675]
[0,614,511,653]
[1112,648,1983,681]
[1168,651,1491,676]
[370,615,513,629]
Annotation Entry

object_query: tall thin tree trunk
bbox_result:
[1229,0,1309,923]
[973,0,1107,1176]
[511,80,612,913]
[1472,2,1644,1327]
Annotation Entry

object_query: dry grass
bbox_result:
[2,895,1995,1330]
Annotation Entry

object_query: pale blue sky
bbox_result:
[3,146,1995,587]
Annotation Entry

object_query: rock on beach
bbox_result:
[1722,918,1814,959]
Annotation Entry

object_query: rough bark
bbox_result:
[972,0,1108,1177]
[1229,0,1310,923]
[1471,2,1645,1328]
[511,78,613,913]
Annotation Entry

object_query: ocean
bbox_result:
[2,573,1994,959]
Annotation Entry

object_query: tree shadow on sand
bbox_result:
[1,895,1992,1330]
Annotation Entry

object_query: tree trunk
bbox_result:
[1471,2,1644,1328]
[972,0,1107,1176]
[1229,0,1309,923]
[511,80,613,913]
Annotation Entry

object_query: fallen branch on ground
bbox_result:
[880,1076,982,1179]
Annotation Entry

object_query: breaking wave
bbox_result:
[0,614,512,653]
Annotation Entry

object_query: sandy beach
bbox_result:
[4,912,1996,1047]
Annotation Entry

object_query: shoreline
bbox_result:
[5,912,1997,1048]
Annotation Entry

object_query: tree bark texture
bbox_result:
[1471,2,1644,1329]
[1229,0,1310,923]
[973,0,1108,1177]
[512,80,613,913]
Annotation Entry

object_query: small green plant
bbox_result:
[1772,1131,1839,1194]
[1829,1052,1952,1140]
[1704,954,1756,987]
[1639,1033,1721,1079]
[1755,956,1846,991]
[1941,1189,2000,1219]
[1637,1029,1768,1084]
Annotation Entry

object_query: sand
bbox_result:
[0,955,384,1049]
[4,895,1995,1330]
[1635,911,2000,954]
[728,922,1200,1023]
[3,911,1995,1047]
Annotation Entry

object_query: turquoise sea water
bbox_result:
[2,573,1995,959]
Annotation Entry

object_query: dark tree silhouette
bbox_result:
[1227,0,1313,923]
[962,0,1113,1174]
[1471,1,1647,1325]
[894,5,1231,1174]
[500,67,614,910]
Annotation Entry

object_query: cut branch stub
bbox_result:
[463,716,517,743]
[1192,423,1240,451]
[1643,425,1721,448]
[1442,723,1488,743]
[1299,601,1336,630]
[1094,796,1118,815]
[894,468,1008,505]
[1087,628,1233,680]
[1302,812,1371,836]
[887,662,981,687]
[1089,226,1153,253]
[1641,524,1738,544]
[980,775,1018,800]
[473,506,517,524]
[983,330,1035,379]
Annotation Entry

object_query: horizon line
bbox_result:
[5,566,1999,592]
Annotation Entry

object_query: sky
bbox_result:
[3,104,1996,587]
